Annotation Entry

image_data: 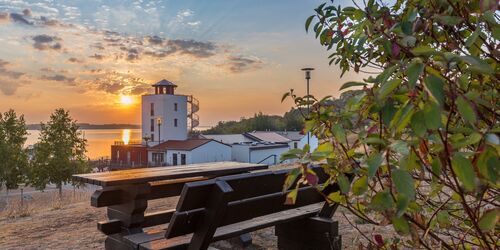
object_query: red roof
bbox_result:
[149,139,214,151]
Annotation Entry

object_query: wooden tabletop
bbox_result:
[73,161,268,187]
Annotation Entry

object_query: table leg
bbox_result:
[104,183,151,249]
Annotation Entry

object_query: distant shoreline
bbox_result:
[26,124,141,130]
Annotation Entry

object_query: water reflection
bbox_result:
[122,129,131,145]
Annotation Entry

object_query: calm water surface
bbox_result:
[26,129,142,160]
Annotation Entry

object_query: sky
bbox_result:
[0,0,364,127]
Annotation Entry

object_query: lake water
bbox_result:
[26,129,142,160]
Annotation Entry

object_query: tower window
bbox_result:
[174,119,178,127]
[150,103,154,116]
[150,118,155,132]
[174,103,178,111]
[150,133,154,141]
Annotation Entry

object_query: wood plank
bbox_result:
[73,162,268,187]
[98,209,175,235]
[137,203,323,250]
[175,165,327,212]
[165,184,328,238]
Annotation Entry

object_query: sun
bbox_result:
[120,95,133,105]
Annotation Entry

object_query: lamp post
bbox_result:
[301,67,314,147]
[156,117,163,143]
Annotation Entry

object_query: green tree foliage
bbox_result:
[204,110,305,134]
[29,109,89,197]
[0,110,28,190]
[283,0,499,249]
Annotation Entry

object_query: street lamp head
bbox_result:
[301,67,315,80]
[156,117,163,126]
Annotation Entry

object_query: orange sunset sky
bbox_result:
[0,0,364,127]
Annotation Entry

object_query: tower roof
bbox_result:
[152,79,177,87]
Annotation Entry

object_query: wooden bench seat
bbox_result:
[125,203,324,249]
[119,166,343,250]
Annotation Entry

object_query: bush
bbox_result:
[283,0,499,249]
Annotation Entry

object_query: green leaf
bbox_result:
[337,173,350,194]
[478,209,499,232]
[378,79,401,100]
[424,75,445,106]
[370,191,394,211]
[465,28,480,47]
[390,101,414,133]
[284,187,298,205]
[327,191,346,204]
[401,21,412,35]
[407,61,424,89]
[437,211,451,228]
[281,92,291,103]
[392,169,415,200]
[339,81,367,91]
[451,154,476,192]
[392,216,410,235]
[352,176,368,195]
[423,101,442,130]
[434,15,463,26]
[367,152,383,178]
[411,45,439,56]
[410,111,426,137]
[332,124,347,144]
[395,194,410,217]
[456,96,477,124]
[283,168,301,191]
[305,15,315,32]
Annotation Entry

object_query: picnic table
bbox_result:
[73,161,269,249]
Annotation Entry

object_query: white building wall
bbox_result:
[231,145,250,162]
[191,141,231,163]
[165,150,191,165]
[250,146,289,165]
[142,94,188,144]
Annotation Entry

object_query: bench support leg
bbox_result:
[275,217,341,250]
[104,184,151,250]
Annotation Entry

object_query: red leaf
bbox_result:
[392,43,401,57]
[367,125,378,134]
[305,171,318,186]
[374,234,384,247]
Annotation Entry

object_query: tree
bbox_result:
[29,109,89,197]
[283,0,499,249]
[0,110,29,190]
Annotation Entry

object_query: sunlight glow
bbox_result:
[122,129,131,145]
[120,95,133,105]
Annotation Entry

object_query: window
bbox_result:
[294,142,298,149]
[150,133,154,142]
[173,154,178,166]
[181,154,186,165]
[150,103,154,116]
[174,103,178,111]
[116,150,120,160]
[151,118,155,132]
[127,152,131,163]
[174,118,178,127]
[152,153,164,164]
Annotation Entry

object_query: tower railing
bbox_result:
[188,95,200,130]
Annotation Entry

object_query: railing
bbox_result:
[188,95,200,130]
[113,140,143,146]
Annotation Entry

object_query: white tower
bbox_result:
[142,79,188,145]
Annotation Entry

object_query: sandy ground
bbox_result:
[0,185,397,250]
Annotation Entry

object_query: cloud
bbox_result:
[23,9,32,17]
[0,79,22,96]
[219,55,264,73]
[10,13,32,25]
[32,34,62,51]
[0,59,25,79]
[41,74,76,83]
[0,12,9,24]
[68,57,83,63]
[89,53,105,60]
[167,39,216,58]
[147,36,164,45]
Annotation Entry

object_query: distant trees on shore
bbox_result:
[0,109,89,197]
[204,109,305,134]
